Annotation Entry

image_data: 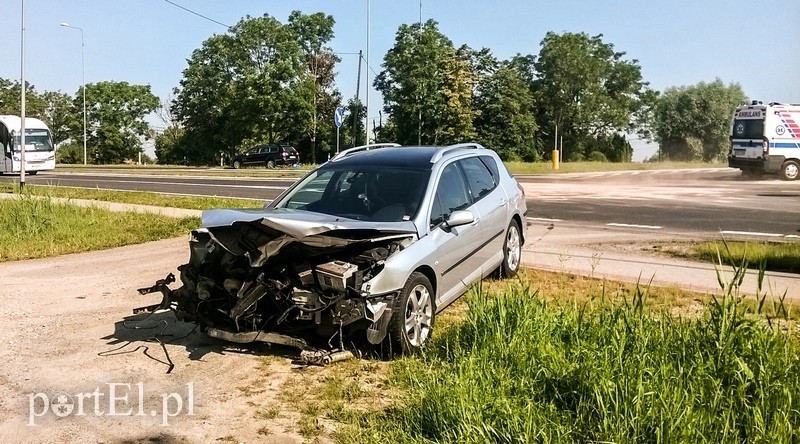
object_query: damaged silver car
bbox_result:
[139,143,527,359]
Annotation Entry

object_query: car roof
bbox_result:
[325,144,489,169]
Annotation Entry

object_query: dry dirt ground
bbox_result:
[0,237,346,444]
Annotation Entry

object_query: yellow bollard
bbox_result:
[552,150,559,170]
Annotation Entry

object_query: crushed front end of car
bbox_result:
[137,208,417,364]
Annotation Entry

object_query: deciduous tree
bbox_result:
[532,32,651,161]
[654,79,746,161]
[474,64,538,160]
[375,20,476,145]
[79,81,158,164]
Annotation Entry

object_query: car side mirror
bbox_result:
[444,210,474,229]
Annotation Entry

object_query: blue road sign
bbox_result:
[334,107,344,128]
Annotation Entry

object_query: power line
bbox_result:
[162,0,230,28]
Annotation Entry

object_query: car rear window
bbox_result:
[732,119,764,139]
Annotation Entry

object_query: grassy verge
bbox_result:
[653,240,800,274]
[0,183,264,210]
[336,277,799,443]
[696,240,800,274]
[0,194,199,261]
[52,160,722,177]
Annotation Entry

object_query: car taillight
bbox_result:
[763,137,769,155]
[516,180,525,198]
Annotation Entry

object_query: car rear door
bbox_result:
[427,161,484,309]
[458,155,509,275]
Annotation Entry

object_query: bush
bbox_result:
[56,143,84,164]
[586,151,609,162]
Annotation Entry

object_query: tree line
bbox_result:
[0,12,747,165]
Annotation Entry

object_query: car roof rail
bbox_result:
[330,143,401,161]
[430,142,486,163]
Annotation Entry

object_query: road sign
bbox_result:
[334,107,344,128]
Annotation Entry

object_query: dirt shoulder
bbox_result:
[0,237,316,444]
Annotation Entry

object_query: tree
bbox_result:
[374,20,476,145]
[531,32,652,161]
[342,98,367,148]
[287,12,340,164]
[474,64,539,160]
[79,81,158,164]
[172,13,336,165]
[0,78,46,118]
[654,79,746,161]
[40,90,78,146]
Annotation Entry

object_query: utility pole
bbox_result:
[19,0,26,191]
[352,50,362,147]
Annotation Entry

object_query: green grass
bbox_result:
[0,194,199,261]
[337,281,800,443]
[696,240,800,274]
[0,183,264,210]
[53,159,722,177]
[653,240,800,274]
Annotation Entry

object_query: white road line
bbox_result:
[607,223,663,229]
[720,230,785,238]
[528,217,562,222]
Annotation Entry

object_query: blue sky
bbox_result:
[2,0,799,160]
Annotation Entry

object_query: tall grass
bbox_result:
[341,283,800,442]
[0,194,199,261]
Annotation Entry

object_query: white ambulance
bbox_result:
[728,101,800,180]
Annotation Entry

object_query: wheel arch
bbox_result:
[413,265,437,301]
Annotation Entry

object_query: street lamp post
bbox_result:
[59,22,86,165]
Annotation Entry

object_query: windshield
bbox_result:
[14,129,54,152]
[731,119,764,140]
[274,166,430,222]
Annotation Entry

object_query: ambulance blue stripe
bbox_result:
[770,143,800,148]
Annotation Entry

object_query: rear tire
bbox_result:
[388,272,434,355]
[780,160,799,181]
[500,219,522,278]
[267,160,275,169]
[232,160,242,169]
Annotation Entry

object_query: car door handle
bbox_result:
[499,198,507,206]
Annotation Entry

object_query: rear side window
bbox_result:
[459,156,497,201]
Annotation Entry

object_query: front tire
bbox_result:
[266,160,275,169]
[232,160,242,169]
[389,272,434,354]
[500,219,522,278]
[781,160,799,181]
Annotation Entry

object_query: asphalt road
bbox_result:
[3,167,799,240]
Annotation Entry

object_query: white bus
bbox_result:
[0,115,56,175]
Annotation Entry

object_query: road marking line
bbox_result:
[720,230,785,238]
[607,223,663,229]
[528,217,562,222]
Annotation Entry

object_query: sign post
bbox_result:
[334,106,344,154]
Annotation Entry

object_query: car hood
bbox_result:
[200,208,419,267]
